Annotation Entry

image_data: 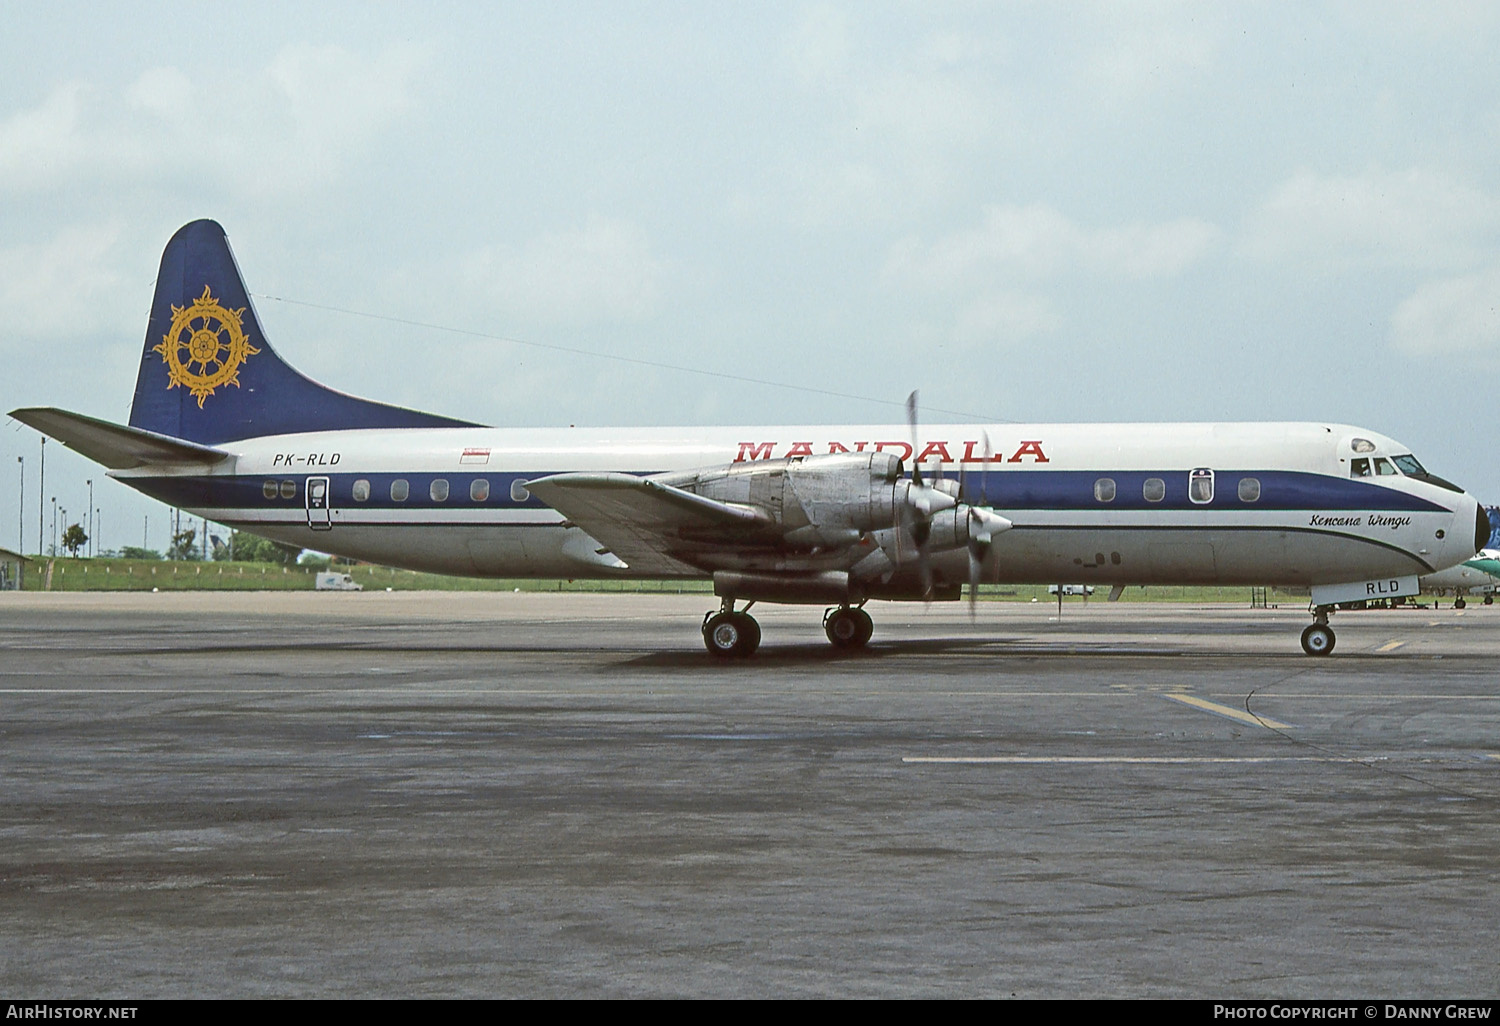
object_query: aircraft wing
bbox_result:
[525,472,774,575]
[9,407,233,469]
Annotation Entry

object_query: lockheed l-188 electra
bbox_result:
[11,221,1489,656]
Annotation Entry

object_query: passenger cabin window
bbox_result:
[510,479,530,503]
[1350,458,1372,478]
[263,480,278,500]
[1142,478,1166,503]
[470,479,490,502]
[1373,457,1398,476]
[352,479,370,502]
[280,479,296,500]
[1238,477,1261,502]
[1189,468,1214,504]
[1093,478,1116,502]
[391,479,409,502]
[430,479,450,502]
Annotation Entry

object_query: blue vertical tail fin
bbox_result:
[128,219,481,444]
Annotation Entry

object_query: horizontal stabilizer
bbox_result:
[9,407,233,469]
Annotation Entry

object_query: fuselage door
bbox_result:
[306,476,332,531]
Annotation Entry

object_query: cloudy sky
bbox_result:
[3,2,1499,554]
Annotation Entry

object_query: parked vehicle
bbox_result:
[315,572,363,591]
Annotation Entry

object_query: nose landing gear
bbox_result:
[1300,606,1336,656]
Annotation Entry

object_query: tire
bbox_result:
[1455,597,1467,609]
[852,607,874,647]
[733,612,761,656]
[703,611,759,657]
[1485,596,1493,606]
[1300,623,1335,656]
[825,607,873,649]
[703,612,742,657]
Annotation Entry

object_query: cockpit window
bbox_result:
[1351,458,1371,478]
[1373,457,1397,476]
[1392,454,1426,475]
[1351,438,1377,453]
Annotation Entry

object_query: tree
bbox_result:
[61,523,88,557]
[120,547,162,561]
[167,527,200,561]
[230,531,303,565]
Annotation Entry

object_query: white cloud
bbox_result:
[884,203,1221,291]
[748,14,1014,229]
[952,290,1061,346]
[1243,168,1500,270]
[1076,12,1219,107]
[126,67,194,121]
[454,217,666,327]
[0,42,427,196]
[1390,265,1500,356]
[0,224,130,341]
[256,42,423,188]
[0,83,92,191]
[782,4,853,86]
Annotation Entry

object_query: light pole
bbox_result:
[50,497,56,556]
[38,437,45,558]
[59,507,67,557]
[96,507,102,557]
[86,479,93,558]
[16,457,23,554]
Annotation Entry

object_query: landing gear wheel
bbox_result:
[734,612,761,655]
[1485,596,1493,606]
[824,606,874,649]
[703,611,760,658]
[1300,623,1336,656]
[1455,597,1467,609]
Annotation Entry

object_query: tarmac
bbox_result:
[1,591,1497,998]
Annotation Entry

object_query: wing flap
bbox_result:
[9,407,233,469]
[525,472,772,574]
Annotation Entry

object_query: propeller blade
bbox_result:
[980,428,992,508]
[905,390,923,488]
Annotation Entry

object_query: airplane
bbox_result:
[1418,549,1500,608]
[9,220,1490,658]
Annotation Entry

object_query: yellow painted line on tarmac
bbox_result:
[1376,640,1406,653]
[1161,693,1294,730]
[903,756,1372,765]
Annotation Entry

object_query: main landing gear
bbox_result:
[1300,606,1336,656]
[702,600,761,658]
[702,601,876,656]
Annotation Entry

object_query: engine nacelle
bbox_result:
[658,453,908,546]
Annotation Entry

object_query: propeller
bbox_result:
[903,391,954,596]
[962,431,1010,616]
[893,393,1009,605]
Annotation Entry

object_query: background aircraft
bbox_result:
[1418,549,1500,607]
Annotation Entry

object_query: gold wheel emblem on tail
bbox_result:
[154,285,261,408]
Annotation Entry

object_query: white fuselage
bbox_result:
[112,420,1483,590]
